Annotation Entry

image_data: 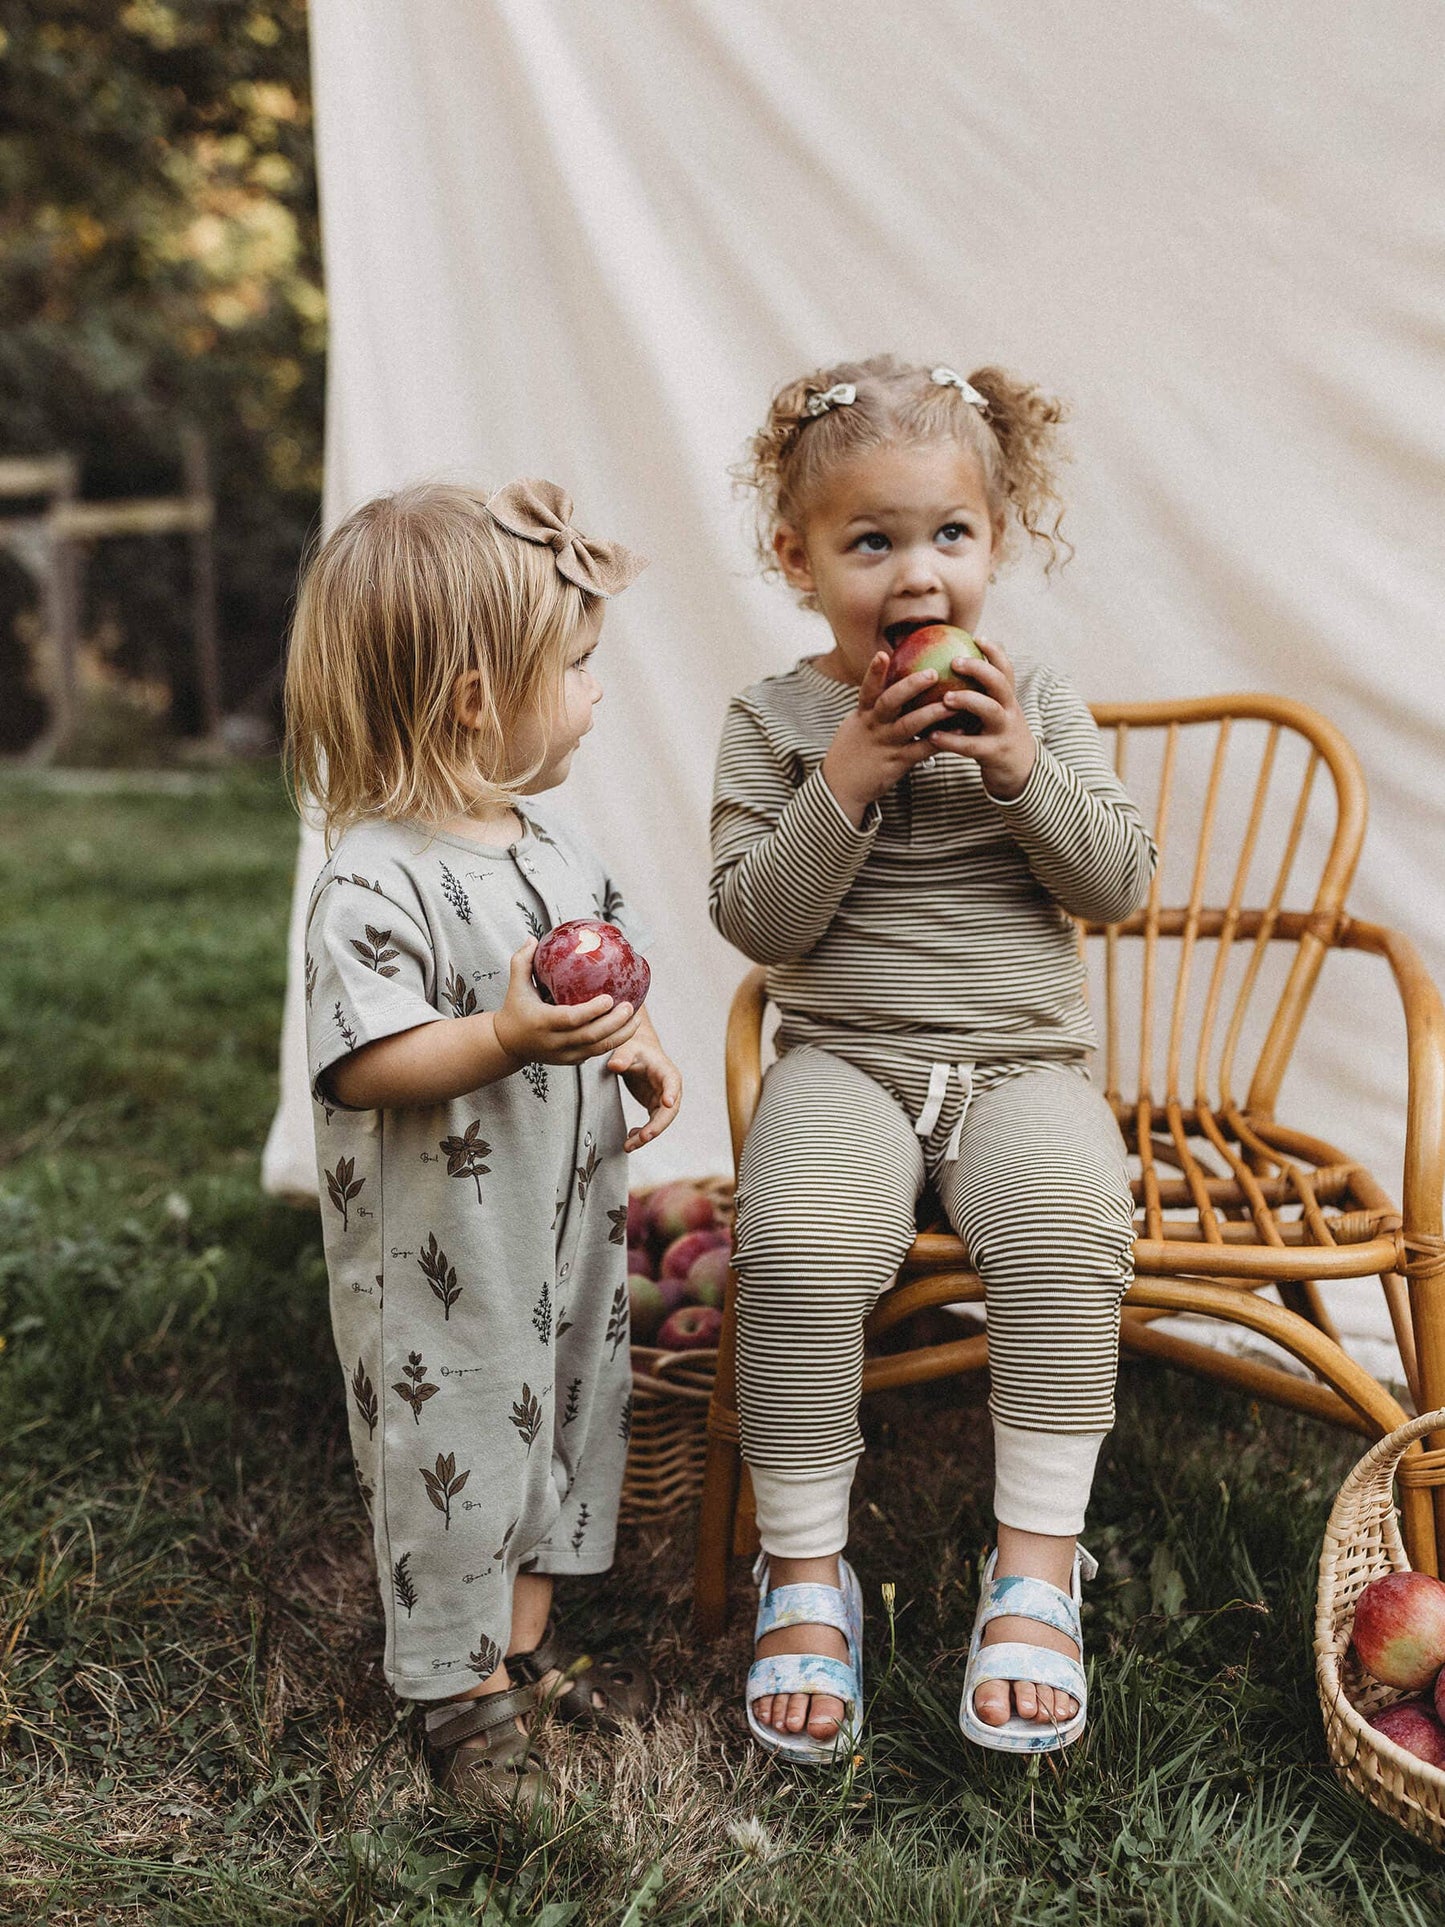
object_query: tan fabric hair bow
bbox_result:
[483,478,647,598]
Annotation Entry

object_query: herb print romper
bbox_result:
[304,812,635,1701]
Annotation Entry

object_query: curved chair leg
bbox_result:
[693,1271,743,1639]
[1126,1279,1436,1573]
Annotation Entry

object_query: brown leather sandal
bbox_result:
[506,1619,658,1733]
[423,1682,544,1803]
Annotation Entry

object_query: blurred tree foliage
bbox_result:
[0,0,323,747]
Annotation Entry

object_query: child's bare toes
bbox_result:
[972,1678,1013,1726]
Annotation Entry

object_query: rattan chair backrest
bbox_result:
[1086,695,1366,1122]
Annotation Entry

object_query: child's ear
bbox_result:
[773,523,815,594]
[452,670,485,730]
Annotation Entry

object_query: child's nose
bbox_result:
[896,545,943,592]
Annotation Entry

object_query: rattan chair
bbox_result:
[694,694,1445,1635]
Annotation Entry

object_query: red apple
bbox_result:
[883,623,986,736]
[1434,1665,1445,1726]
[685,1242,732,1309]
[656,1303,724,1352]
[1367,1699,1445,1769]
[660,1228,730,1281]
[533,919,650,1009]
[627,1193,650,1244]
[627,1272,687,1345]
[1351,1572,1445,1688]
[646,1181,719,1247]
[627,1240,654,1281]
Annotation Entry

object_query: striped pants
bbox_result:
[731,1044,1135,1552]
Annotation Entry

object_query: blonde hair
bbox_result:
[284,483,598,846]
[739,354,1072,594]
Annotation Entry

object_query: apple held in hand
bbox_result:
[883,624,986,736]
[533,919,650,1009]
[1367,1698,1445,1769]
[656,1303,724,1352]
[1351,1571,1445,1689]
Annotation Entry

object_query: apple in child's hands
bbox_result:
[884,623,986,736]
[656,1303,724,1352]
[1367,1698,1445,1768]
[1351,1572,1445,1689]
[532,919,650,1009]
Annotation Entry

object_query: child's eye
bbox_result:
[852,532,890,554]
[936,522,970,545]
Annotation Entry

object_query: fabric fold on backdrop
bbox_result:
[267,0,1445,1379]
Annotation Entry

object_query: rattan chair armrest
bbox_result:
[725,965,769,1168]
[1336,917,1445,1253]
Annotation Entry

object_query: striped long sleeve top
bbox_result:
[709,655,1157,1065]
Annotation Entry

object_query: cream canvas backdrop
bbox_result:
[266,0,1445,1373]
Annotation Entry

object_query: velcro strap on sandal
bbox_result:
[425,1683,536,1748]
[967,1643,1086,1702]
[506,1621,568,1685]
[755,1580,854,1643]
[976,1573,1080,1644]
[747,1652,857,1709]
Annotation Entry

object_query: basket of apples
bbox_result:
[1316,1407,1445,1847]
[616,1177,734,1525]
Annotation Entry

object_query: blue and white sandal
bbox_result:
[745,1552,864,1764]
[959,1544,1098,1754]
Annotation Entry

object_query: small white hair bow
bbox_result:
[803,382,857,418]
[930,367,989,412]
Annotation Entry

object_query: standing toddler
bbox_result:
[286,480,681,1798]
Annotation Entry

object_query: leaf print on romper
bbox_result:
[351,925,401,975]
[350,1357,379,1438]
[304,951,317,1008]
[442,967,478,1017]
[606,1204,627,1246]
[532,1279,552,1345]
[575,1131,600,1204]
[326,1156,364,1229]
[439,1121,491,1203]
[510,1385,544,1450]
[571,1503,590,1556]
[605,1278,629,1358]
[469,1634,502,1680]
[393,1552,418,1617]
[516,900,547,942]
[417,1233,462,1319]
[562,1377,581,1427]
[421,1451,470,1529]
[439,863,472,922]
[393,1350,439,1421]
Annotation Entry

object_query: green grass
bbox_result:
[0,766,1439,1924]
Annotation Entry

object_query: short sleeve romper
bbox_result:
[304,808,634,1702]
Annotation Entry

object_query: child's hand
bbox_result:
[606,1014,683,1150]
[925,636,1038,800]
[819,651,957,825]
[493,940,642,1066]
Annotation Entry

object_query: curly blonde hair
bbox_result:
[284,483,599,847]
[738,354,1071,592]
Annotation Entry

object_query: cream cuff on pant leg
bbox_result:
[993,1420,1106,1538]
[748,1461,857,1560]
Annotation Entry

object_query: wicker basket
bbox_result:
[617,1177,731,1526]
[1315,1407,1445,1848]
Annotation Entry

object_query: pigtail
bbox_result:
[967,366,1073,570]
